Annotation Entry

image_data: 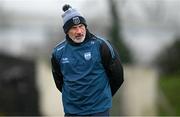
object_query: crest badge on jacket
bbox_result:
[84,52,91,60]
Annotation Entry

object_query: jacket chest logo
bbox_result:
[61,58,69,63]
[84,52,91,60]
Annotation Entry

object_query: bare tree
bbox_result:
[108,0,132,64]
[0,1,10,29]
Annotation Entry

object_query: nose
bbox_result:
[76,27,81,33]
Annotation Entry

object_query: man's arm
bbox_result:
[51,54,63,92]
[100,41,124,96]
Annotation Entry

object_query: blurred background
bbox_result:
[0,0,180,116]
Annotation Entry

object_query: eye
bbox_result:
[71,26,77,29]
[79,24,84,28]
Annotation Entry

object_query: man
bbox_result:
[51,4,124,116]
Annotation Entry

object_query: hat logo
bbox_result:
[73,17,80,25]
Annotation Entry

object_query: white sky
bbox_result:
[1,0,105,17]
[1,0,180,64]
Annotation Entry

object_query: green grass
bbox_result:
[158,74,180,115]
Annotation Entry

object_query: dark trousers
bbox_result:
[65,109,109,117]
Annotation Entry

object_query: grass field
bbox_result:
[158,74,180,115]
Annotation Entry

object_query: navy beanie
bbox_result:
[62,4,87,33]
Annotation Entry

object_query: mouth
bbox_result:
[75,34,84,39]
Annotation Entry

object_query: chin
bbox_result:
[75,38,85,43]
[75,40,83,43]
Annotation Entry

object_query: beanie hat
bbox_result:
[62,4,87,33]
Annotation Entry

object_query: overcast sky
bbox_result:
[1,0,106,17]
[1,0,180,64]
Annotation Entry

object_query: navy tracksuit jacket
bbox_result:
[51,30,123,115]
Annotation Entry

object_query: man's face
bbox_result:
[67,24,86,43]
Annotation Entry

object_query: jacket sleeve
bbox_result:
[51,53,63,92]
[100,41,124,96]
